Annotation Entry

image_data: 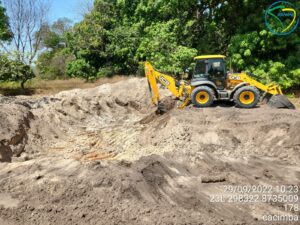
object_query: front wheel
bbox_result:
[191,86,215,108]
[233,86,260,108]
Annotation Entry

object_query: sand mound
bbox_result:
[0,78,299,225]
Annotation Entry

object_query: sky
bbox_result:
[49,0,87,23]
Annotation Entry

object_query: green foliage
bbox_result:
[36,18,73,79]
[0,1,12,41]
[65,0,282,80]
[44,32,61,49]
[66,59,96,81]
[229,28,300,88]
[66,0,201,79]
[8,0,300,90]
[291,69,300,86]
[136,21,197,74]
[0,54,34,85]
[37,49,74,80]
[106,24,140,74]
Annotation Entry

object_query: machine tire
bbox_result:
[233,86,260,108]
[191,86,215,108]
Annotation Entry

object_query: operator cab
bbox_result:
[192,55,226,90]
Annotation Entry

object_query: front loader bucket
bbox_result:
[263,93,296,109]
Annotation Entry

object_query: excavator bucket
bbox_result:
[156,102,167,114]
[263,93,296,109]
[156,97,177,114]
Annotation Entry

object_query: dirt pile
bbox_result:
[1,78,155,161]
[0,103,33,162]
[137,107,300,164]
[0,78,299,225]
[0,152,299,225]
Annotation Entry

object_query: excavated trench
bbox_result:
[0,78,299,225]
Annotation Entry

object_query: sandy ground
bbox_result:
[0,78,299,225]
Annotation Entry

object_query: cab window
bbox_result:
[194,60,206,78]
[207,59,225,77]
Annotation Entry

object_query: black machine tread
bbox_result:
[191,86,215,108]
[233,86,260,108]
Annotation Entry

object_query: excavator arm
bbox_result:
[145,61,191,109]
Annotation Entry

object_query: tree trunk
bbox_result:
[21,80,26,89]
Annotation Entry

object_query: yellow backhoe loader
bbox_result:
[145,55,295,112]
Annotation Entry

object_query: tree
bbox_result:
[0,0,12,43]
[65,0,116,79]
[0,54,34,83]
[34,0,300,90]
[36,18,73,79]
[66,58,96,81]
[229,29,300,89]
[136,21,197,74]
[2,0,50,88]
[77,0,94,18]
[66,0,199,79]
[0,1,14,83]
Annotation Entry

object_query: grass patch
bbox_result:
[0,81,35,96]
[0,76,131,96]
[285,93,295,99]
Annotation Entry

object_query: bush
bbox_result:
[229,30,300,89]
[66,59,96,81]
[136,21,197,75]
[0,55,34,88]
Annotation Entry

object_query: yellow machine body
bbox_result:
[145,61,192,109]
[145,55,294,110]
[227,73,283,95]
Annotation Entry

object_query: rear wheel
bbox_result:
[233,86,260,108]
[191,86,215,108]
